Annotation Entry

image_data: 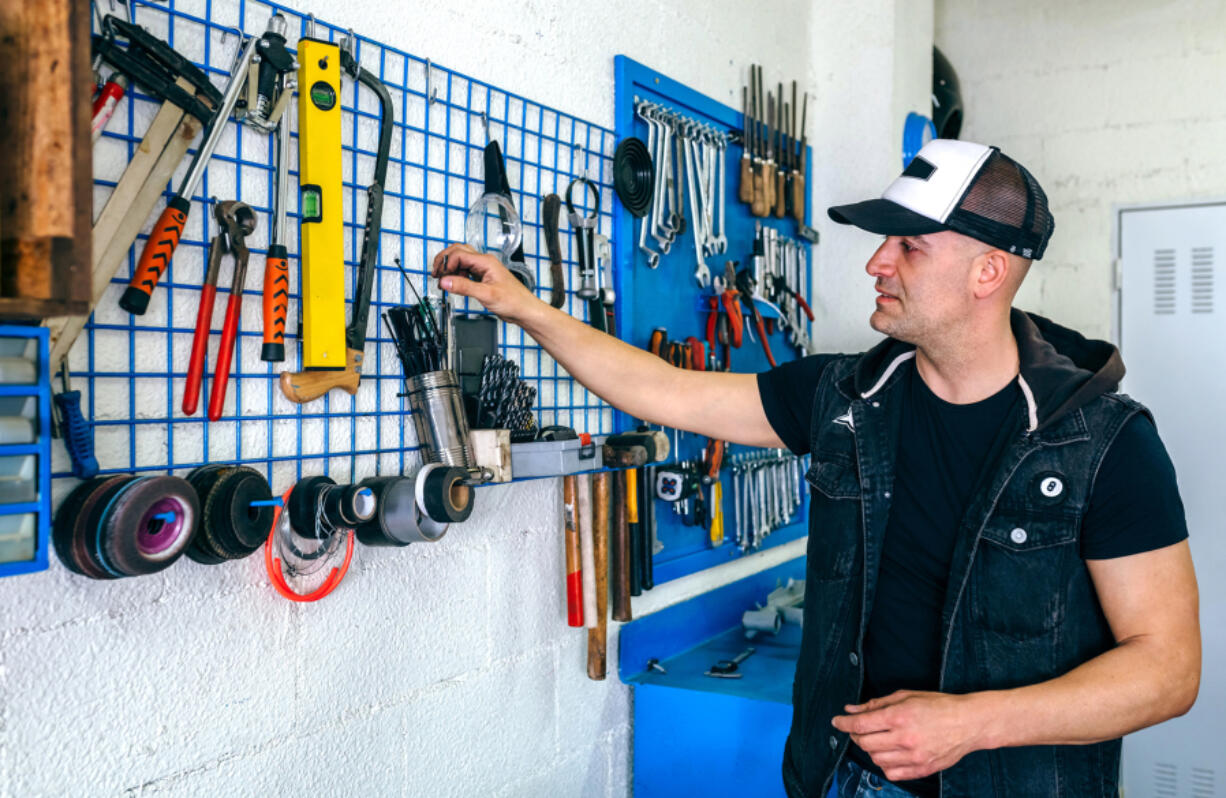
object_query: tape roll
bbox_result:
[197,466,274,560]
[100,476,200,577]
[417,463,474,524]
[288,475,335,538]
[356,476,448,547]
[323,483,376,528]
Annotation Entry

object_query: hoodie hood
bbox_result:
[848,309,1125,433]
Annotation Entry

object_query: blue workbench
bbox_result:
[620,558,806,797]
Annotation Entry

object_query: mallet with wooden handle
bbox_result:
[587,472,611,680]
[563,475,584,627]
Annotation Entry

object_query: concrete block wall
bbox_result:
[935,0,1226,340]
[0,1,931,795]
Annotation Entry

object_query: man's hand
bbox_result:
[831,690,989,782]
[430,243,540,324]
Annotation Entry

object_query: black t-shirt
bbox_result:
[758,355,1188,798]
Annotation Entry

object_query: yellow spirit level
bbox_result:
[295,37,345,370]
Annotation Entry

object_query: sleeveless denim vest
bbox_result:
[781,339,1147,797]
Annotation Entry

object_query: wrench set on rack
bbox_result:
[729,450,808,552]
[633,99,729,288]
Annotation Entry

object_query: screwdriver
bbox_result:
[775,83,786,218]
[794,91,808,224]
[739,85,753,205]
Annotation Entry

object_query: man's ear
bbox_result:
[971,249,1011,299]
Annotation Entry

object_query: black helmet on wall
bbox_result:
[932,46,963,139]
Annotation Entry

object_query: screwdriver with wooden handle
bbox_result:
[750,66,767,217]
[739,85,753,205]
[793,90,808,224]
[775,88,787,218]
[587,472,611,680]
[762,90,776,217]
[563,475,584,627]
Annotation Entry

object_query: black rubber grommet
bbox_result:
[613,137,654,218]
[101,476,200,577]
[421,466,474,523]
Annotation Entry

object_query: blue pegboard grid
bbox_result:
[611,56,814,583]
[68,0,616,495]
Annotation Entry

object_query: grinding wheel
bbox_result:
[68,475,136,579]
[52,477,109,577]
[203,467,274,558]
[100,476,199,576]
[185,465,235,563]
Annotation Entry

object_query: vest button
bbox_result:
[829,735,838,750]
[1010,527,1028,544]
[849,652,859,667]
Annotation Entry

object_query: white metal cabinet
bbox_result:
[1118,201,1226,797]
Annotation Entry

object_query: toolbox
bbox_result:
[509,435,604,479]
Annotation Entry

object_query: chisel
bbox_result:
[750,66,767,217]
[793,91,808,224]
[739,85,753,204]
[775,83,786,218]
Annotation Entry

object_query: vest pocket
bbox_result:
[805,457,860,500]
[971,510,1078,638]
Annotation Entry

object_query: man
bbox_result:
[432,139,1200,797]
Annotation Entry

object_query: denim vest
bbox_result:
[781,352,1146,798]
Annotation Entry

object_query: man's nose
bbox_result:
[866,240,896,279]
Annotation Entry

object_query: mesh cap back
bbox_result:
[946,149,1054,260]
[828,141,1056,261]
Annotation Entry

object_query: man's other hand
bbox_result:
[430,244,539,324]
[831,689,989,782]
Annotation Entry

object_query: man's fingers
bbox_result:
[831,709,892,735]
[438,273,494,307]
[431,244,488,278]
[850,730,902,754]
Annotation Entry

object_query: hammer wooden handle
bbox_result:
[587,472,611,680]
[611,470,632,623]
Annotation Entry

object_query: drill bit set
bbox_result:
[475,355,538,441]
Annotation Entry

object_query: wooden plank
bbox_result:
[0,0,90,316]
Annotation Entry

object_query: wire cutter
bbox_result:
[184,200,257,420]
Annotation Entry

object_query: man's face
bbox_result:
[864,231,985,344]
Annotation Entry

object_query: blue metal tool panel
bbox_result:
[611,56,814,583]
[0,327,51,577]
[74,0,616,492]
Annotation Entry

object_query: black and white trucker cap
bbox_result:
[828,140,1055,260]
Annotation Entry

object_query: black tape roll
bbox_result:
[288,475,335,538]
[52,477,110,577]
[185,465,235,563]
[101,476,200,577]
[356,476,448,546]
[613,137,654,219]
[323,483,376,528]
[419,464,474,524]
[73,475,137,579]
[199,467,274,560]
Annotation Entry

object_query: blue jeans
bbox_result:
[825,757,920,798]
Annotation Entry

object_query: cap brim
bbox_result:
[827,199,949,236]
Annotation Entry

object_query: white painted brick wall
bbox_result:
[935,0,1226,340]
[0,1,930,795]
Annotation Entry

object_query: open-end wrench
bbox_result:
[682,123,711,288]
[712,133,728,254]
[634,101,662,268]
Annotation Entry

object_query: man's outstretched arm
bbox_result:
[833,540,1201,782]
[431,244,784,448]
